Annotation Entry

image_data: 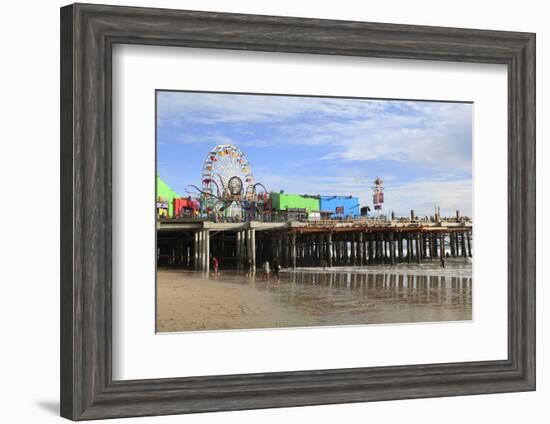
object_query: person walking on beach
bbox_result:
[272,258,280,281]
[212,256,219,276]
[262,260,270,281]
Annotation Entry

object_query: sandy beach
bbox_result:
[156,270,317,332]
[156,260,472,333]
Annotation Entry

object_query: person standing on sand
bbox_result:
[262,260,270,281]
[212,256,219,276]
[272,258,280,281]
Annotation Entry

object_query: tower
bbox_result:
[372,177,384,213]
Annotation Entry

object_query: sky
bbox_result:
[157,91,472,218]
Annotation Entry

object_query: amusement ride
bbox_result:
[186,144,269,219]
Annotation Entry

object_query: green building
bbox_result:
[270,192,320,212]
[157,175,181,217]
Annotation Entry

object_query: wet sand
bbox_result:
[157,260,472,332]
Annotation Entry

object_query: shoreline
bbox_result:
[281,258,472,277]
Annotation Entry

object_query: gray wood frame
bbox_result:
[60,3,536,420]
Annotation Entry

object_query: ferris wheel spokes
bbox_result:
[201,144,255,217]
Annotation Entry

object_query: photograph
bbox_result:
[155,90,473,333]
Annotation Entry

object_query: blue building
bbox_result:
[319,195,360,218]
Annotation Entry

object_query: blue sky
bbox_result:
[157,91,472,217]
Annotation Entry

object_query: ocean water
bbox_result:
[205,258,472,326]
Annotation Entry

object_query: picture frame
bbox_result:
[60,3,535,420]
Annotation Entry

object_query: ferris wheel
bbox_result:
[201,144,254,216]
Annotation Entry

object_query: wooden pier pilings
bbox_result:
[272,228,471,269]
[157,219,473,271]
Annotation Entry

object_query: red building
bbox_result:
[173,197,200,217]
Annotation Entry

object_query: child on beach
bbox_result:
[262,260,270,281]
[212,256,219,276]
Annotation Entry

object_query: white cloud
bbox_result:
[157,91,389,125]
[178,133,271,148]
[384,178,472,218]
[290,103,472,172]
[159,92,472,173]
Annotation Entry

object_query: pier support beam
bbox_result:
[327,232,333,267]
[343,236,349,265]
[389,232,395,265]
[357,232,364,266]
[283,235,289,268]
[312,235,317,266]
[362,232,368,264]
[206,230,210,272]
[349,233,357,266]
[316,234,323,265]
[439,233,445,263]
[376,233,383,263]
[243,230,248,268]
[370,234,375,263]
[415,232,421,263]
[406,233,411,263]
[449,234,458,258]
[291,233,297,269]
[420,233,428,259]
[275,234,282,266]
[197,230,203,270]
[467,231,472,257]
[251,229,256,270]
[193,232,200,269]
[236,231,242,269]
[199,229,209,272]
[454,232,459,256]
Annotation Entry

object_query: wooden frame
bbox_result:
[60,3,536,420]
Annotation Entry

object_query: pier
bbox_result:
[157,216,472,272]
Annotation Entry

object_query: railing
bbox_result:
[159,213,472,225]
